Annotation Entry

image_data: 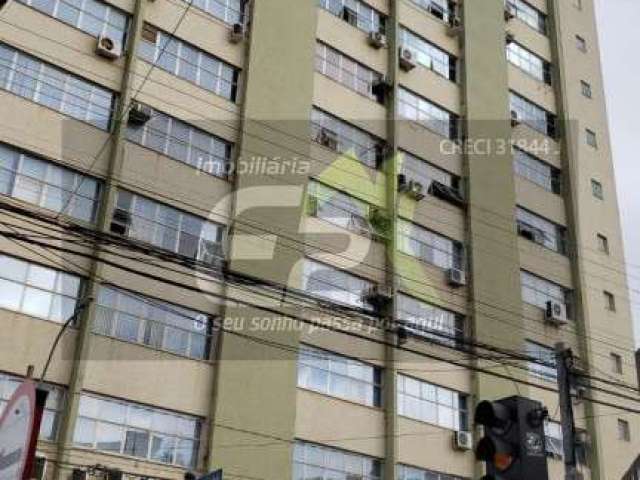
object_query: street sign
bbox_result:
[0,381,36,480]
[0,380,48,480]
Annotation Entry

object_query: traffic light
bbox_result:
[474,396,549,480]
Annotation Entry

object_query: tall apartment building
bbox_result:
[0,0,637,479]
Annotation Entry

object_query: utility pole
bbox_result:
[555,342,579,480]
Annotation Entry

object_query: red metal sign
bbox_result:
[0,380,47,480]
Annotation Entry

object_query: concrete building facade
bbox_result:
[0,0,637,479]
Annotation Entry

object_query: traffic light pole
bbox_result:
[556,342,579,480]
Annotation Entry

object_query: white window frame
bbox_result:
[94,285,215,360]
[0,43,114,130]
[397,218,463,270]
[315,42,383,101]
[0,254,83,323]
[399,28,456,81]
[114,190,225,265]
[297,345,382,407]
[126,104,232,178]
[17,0,128,47]
[0,143,102,223]
[138,26,239,102]
[73,393,201,467]
[397,293,462,346]
[302,259,374,311]
[520,270,569,314]
[397,374,468,432]
[525,340,557,381]
[311,107,384,169]
[398,87,457,139]
[317,0,385,34]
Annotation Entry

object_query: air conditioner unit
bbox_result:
[545,300,568,326]
[406,180,425,201]
[453,431,473,451]
[399,47,417,71]
[429,181,465,207]
[128,102,153,125]
[504,5,516,21]
[367,30,387,49]
[506,31,516,44]
[446,17,462,37]
[95,35,122,60]
[363,284,393,308]
[318,128,338,150]
[448,268,466,287]
[229,23,245,43]
[510,110,520,127]
[371,76,392,101]
[110,208,131,235]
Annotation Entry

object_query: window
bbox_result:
[586,129,598,148]
[510,92,556,137]
[397,293,463,346]
[112,190,225,265]
[397,464,463,480]
[0,143,102,222]
[576,35,587,52]
[525,341,557,381]
[520,270,570,315]
[311,108,385,169]
[591,179,603,199]
[397,219,464,270]
[610,353,623,374]
[604,291,616,312]
[397,374,468,431]
[138,25,239,102]
[126,105,232,178]
[17,0,128,47]
[408,0,455,24]
[94,285,215,360]
[506,0,547,34]
[597,234,610,254]
[307,181,378,236]
[399,28,457,81]
[73,393,201,466]
[294,441,382,480]
[516,207,567,254]
[618,419,631,442]
[581,80,592,98]
[189,0,244,24]
[315,42,384,102]
[0,373,65,441]
[0,43,114,129]
[398,88,458,139]
[297,345,382,407]
[506,42,551,84]
[0,254,82,323]
[400,151,459,194]
[544,420,563,458]
[302,259,374,310]
[513,148,562,193]
[318,0,385,34]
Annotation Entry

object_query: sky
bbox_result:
[594,0,640,346]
